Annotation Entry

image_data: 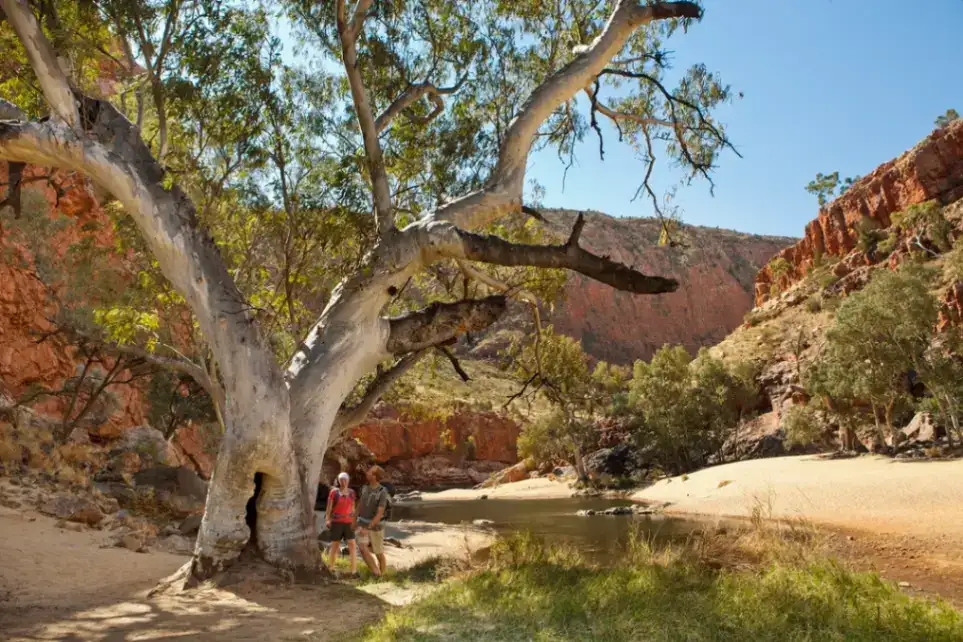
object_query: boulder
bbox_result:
[179,514,203,535]
[478,460,531,488]
[133,465,208,501]
[584,443,653,479]
[902,412,944,443]
[602,506,633,516]
[154,534,195,556]
[576,509,596,517]
[472,519,495,527]
[40,493,105,526]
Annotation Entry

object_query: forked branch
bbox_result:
[375,78,467,133]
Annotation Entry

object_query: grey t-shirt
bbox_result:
[357,484,389,531]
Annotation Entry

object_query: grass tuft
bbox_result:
[357,527,963,642]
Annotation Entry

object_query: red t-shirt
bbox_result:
[327,488,355,524]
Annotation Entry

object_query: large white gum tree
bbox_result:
[0,0,735,580]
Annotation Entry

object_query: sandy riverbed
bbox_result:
[0,501,491,641]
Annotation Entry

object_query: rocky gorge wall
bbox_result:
[755,119,963,306]
[2,163,799,488]
[538,210,795,364]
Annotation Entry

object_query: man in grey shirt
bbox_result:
[356,465,390,577]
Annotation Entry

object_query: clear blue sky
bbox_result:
[527,0,963,238]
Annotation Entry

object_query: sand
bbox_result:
[422,477,576,501]
[0,500,491,641]
[631,454,963,539]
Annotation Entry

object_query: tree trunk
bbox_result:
[573,447,587,482]
[192,388,317,579]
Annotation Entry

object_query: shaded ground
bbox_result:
[0,502,490,641]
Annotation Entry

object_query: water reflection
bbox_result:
[394,498,717,563]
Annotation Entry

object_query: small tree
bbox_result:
[805,171,860,207]
[935,109,960,129]
[628,346,746,473]
[808,265,939,446]
[510,327,597,479]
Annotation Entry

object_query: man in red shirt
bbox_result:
[324,471,357,575]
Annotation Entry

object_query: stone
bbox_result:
[133,465,208,501]
[115,425,173,465]
[576,510,596,517]
[584,443,654,479]
[902,412,943,443]
[602,506,633,516]
[154,534,194,556]
[40,493,105,526]
[96,496,120,515]
[472,519,495,527]
[94,481,137,507]
[118,533,147,552]
[179,514,203,535]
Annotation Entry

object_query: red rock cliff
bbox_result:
[0,164,149,433]
[537,210,795,364]
[755,120,963,306]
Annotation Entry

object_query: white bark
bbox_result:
[1,0,697,579]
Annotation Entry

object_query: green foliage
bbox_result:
[855,216,886,256]
[891,201,952,254]
[935,108,960,129]
[782,404,824,448]
[805,171,860,207]
[361,534,963,642]
[627,347,756,474]
[807,264,939,441]
[805,295,823,313]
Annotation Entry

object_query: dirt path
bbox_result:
[0,504,490,641]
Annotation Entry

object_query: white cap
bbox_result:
[337,472,350,482]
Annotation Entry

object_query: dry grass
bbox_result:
[0,422,105,488]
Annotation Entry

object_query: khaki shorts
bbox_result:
[363,528,384,555]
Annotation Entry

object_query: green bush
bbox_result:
[783,404,824,448]
[805,295,823,313]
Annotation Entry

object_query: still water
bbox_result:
[393,497,717,563]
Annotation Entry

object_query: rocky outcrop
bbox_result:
[340,406,523,489]
[0,163,150,434]
[755,119,963,305]
[526,210,795,364]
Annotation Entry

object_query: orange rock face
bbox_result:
[0,164,149,433]
[352,406,521,464]
[538,210,795,363]
[755,120,963,306]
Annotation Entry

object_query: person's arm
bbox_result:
[369,494,387,529]
[324,491,334,528]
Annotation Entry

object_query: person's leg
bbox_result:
[328,540,339,569]
[347,540,357,574]
[357,533,381,576]
[369,529,387,575]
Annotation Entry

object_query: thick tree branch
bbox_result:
[0,0,80,129]
[386,296,507,354]
[423,219,678,295]
[375,78,466,133]
[331,349,426,437]
[429,0,702,231]
[337,0,394,237]
[0,105,281,397]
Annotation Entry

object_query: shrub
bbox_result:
[804,295,822,313]
[783,404,824,448]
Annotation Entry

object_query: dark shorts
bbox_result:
[329,522,355,541]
